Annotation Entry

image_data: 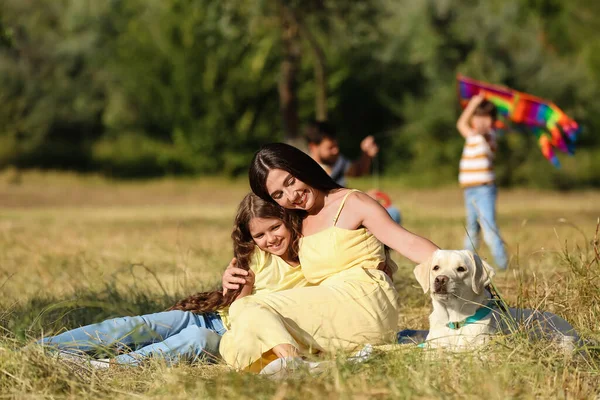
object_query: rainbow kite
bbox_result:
[457,75,580,167]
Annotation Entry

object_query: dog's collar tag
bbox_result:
[447,300,496,330]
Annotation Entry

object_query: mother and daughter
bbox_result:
[38,143,438,373]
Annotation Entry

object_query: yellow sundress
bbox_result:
[219,190,400,371]
[217,246,310,329]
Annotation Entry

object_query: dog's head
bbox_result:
[413,250,495,301]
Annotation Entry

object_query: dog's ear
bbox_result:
[464,251,495,294]
[413,252,436,293]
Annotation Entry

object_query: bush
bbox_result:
[91,134,199,178]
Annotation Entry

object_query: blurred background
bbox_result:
[1,0,599,188]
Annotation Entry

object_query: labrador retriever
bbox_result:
[413,250,580,351]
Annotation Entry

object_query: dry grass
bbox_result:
[1,171,599,399]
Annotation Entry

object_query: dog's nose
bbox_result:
[434,275,449,291]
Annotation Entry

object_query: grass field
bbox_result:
[1,171,599,399]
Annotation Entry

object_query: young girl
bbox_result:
[39,193,308,367]
[219,143,440,373]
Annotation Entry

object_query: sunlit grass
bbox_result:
[1,172,599,398]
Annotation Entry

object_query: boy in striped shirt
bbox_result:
[456,93,508,269]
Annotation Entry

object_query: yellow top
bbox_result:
[218,247,308,328]
[299,189,386,284]
[219,189,399,371]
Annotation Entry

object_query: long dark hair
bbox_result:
[249,142,342,203]
[168,193,302,314]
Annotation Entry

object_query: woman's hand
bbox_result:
[222,258,249,295]
[236,269,256,301]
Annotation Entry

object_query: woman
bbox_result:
[219,143,439,372]
[39,193,309,368]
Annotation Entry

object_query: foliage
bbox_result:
[0,0,598,186]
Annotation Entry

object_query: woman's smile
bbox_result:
[292,191,307,208]
[266,169,315,211]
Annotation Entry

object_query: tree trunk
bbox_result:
[278,6,301,145]
[299,21,327,121]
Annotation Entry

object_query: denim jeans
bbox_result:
[463,184,508,269]
[39,310,226,366]
[386,206,402,225]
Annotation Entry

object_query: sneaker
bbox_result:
[259,357,328,380]
[89,358,111,369]
[55,350,88,363]
[56,351,110,370]
[348,344,373,364]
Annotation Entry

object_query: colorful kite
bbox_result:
[457,74,580,167]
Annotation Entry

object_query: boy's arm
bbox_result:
[456,93,485,138]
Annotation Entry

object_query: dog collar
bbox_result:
[446,300,497,330]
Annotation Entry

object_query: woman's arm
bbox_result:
[233,269,255,301]
[221,258,255,300]
[348,192,439,264]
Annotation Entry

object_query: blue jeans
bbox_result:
[386,206,402,225]
[39,310,226,366]
[463,184,508,269]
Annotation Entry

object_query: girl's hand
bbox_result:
[377,262,393,282]
[378,258,398,282]
[382,263,394,281]
[222,258,249,295]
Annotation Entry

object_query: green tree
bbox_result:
[0,0,105,169]
[0,0,598,186]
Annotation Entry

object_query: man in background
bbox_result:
[305,120,379,187]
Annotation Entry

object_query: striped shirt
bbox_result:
[458,130,497,188]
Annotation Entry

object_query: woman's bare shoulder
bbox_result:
[324,188,352,206]
[345,190,373,203]
[344,190,386,213]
